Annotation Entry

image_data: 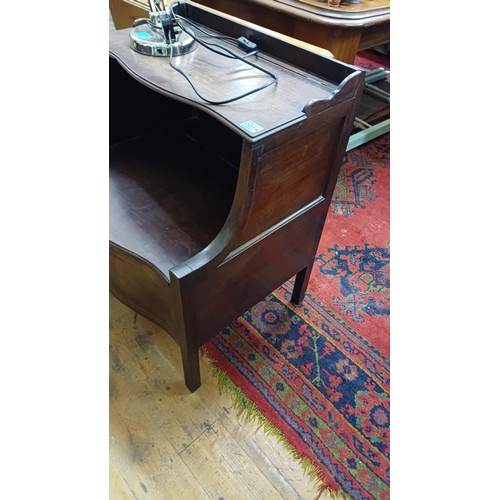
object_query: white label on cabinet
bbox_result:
[240,120,263,133]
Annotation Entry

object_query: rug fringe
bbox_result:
[201,348,352,500]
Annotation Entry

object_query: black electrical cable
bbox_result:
[172,14,235,41]
[154,18,257,59]
[174,20,277,91]
[155,3,257,59]
[184,24,276,78]
[176,24,241,59]
[176,21,257,60]
[163,4,277,105]
[167,30,276,105]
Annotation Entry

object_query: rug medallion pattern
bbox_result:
[206,131,390,498]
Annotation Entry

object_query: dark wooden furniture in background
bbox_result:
[109,0,389,64]
[109,0,364,392]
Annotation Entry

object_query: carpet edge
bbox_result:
[201,347,353,500]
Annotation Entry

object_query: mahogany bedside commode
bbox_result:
[109,0,364,392]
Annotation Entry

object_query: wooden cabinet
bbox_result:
[109,1,364,392]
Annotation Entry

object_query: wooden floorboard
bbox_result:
[109,292,331,499]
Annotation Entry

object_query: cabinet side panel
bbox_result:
[233,108,345,248]
[109,244,178,342]
[193,202,325,345]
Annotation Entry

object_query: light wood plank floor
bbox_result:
[110,292,339,500]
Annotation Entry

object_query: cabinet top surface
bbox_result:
[109,22,343,140]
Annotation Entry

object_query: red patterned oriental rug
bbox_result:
[204,51,390,500]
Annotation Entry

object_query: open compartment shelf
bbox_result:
[110,125,239,275]
[109,59,241,276]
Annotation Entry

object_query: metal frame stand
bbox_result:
[347,68,390,151]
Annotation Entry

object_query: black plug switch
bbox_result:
[160,11,176,41]
[238,36,257,53]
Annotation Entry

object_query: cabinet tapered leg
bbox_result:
[291,262,314,305]
[170,273,202,392]
[180,338,201,393]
